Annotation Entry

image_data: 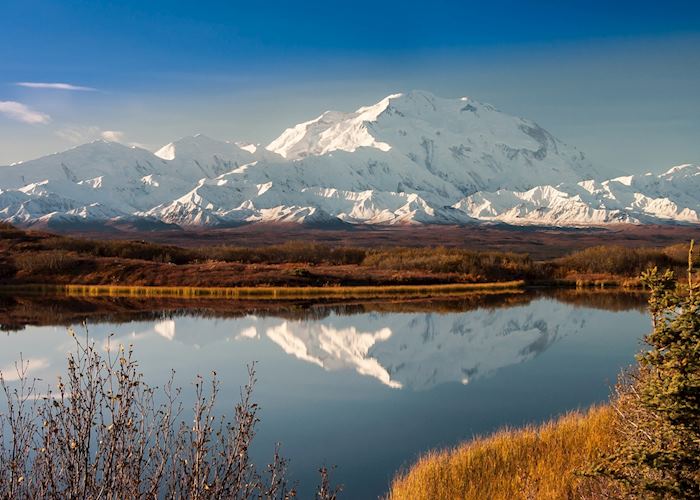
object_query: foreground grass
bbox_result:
[388,406,615,500]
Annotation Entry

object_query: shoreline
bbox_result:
[0,288,649,331]
[0,277,647,301]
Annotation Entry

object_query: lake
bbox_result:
[0,290,649,499]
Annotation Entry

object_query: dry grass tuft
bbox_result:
[388,406,616,500]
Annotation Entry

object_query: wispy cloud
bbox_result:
[0,101,51,124]
[100,130,125,142]
[57,125,124,143]
[56,125,148,149]
[55,125,101,143]
[16,82,97,91]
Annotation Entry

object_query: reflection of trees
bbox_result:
[0,288,647,332]
[547,289,648,312]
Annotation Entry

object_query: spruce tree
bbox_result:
[593,241,700,497]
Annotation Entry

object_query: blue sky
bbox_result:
[1,0,699,174]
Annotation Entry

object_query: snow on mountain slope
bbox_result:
[0,91,697,227]
[1,141,165,190]
[155,133,278,166]
[267,90,596,194]
[0,136,268,224]
[141,161,474,226]
[266,95,397,159]
[454,164,700,225]
[141,91,600,225]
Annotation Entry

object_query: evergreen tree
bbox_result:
[593,241,700,497]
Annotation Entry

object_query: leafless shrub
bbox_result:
[316,466,342,500]
[0,326,340,498]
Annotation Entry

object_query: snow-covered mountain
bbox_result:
[0,90,697,227]
[453,164,700,225]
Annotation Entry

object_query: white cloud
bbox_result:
[0,100,51,124]
[56,126,124,144]
[16,82,97,91]
[55,125,101,143]
[55,125,148,149]
[100,130,125,142]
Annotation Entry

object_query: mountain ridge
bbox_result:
[1,91,697,228]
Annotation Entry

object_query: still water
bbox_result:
[1,291,649,498]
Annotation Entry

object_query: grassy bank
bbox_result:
[0,280,525,300]
[389,406,615,500]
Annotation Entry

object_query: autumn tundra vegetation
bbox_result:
[0,222,698,291]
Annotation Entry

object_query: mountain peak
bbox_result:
[265,91,450,160]
[49,139,145,160]
[662,163,698,176]
[155,134,253,161]
[265,98,394,160]
[81,139,133,150]
[265,91,596,191]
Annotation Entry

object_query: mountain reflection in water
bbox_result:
[1,290,646,391]
[0,289,649,499]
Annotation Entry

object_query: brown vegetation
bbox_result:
[0,224,696,290]
[362,247,546,282]
[554,244,697,277]
[58,221,700,259]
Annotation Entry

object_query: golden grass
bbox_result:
[1,280,525,300]
[388,406,615,500]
